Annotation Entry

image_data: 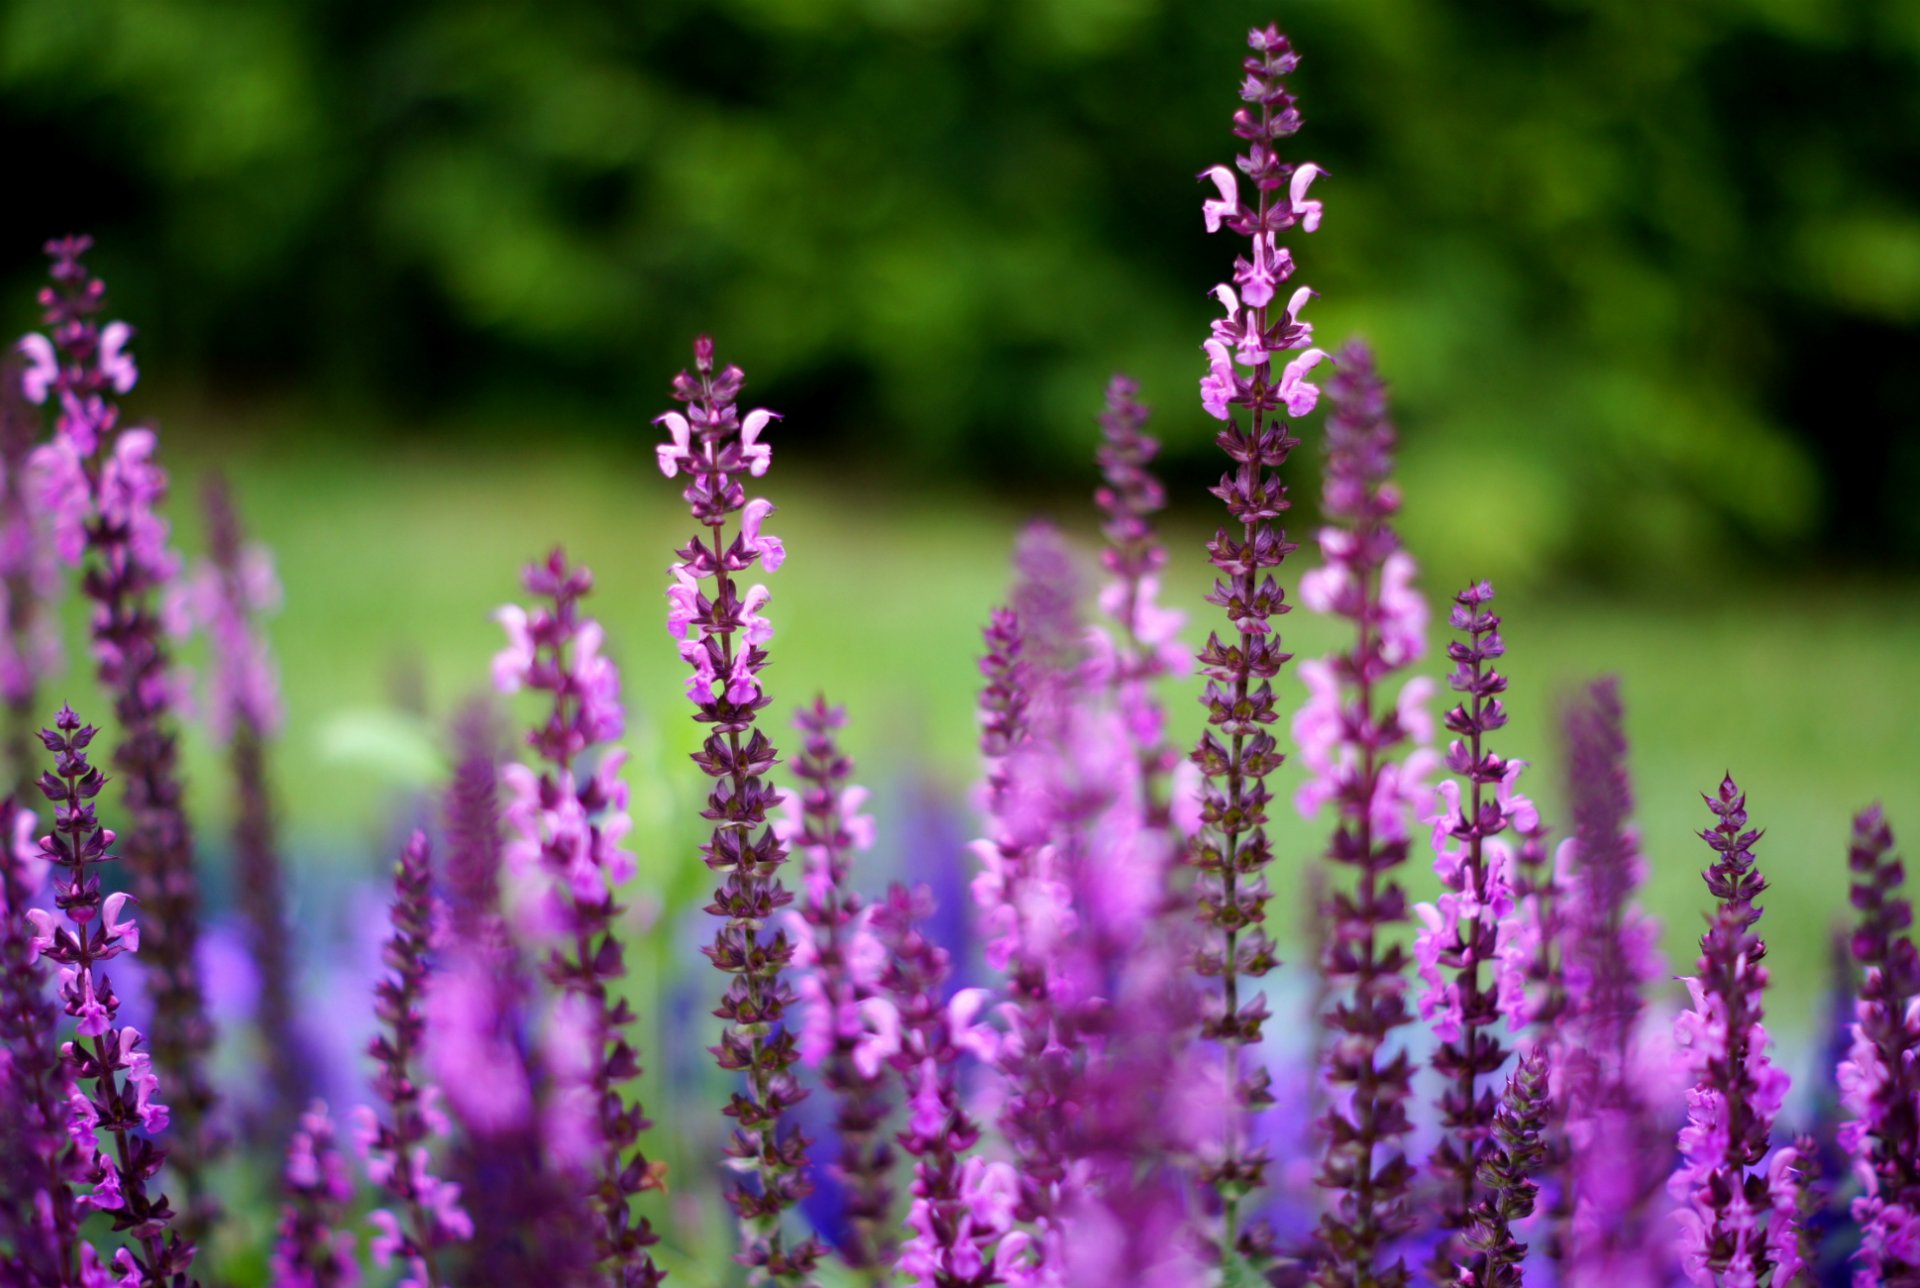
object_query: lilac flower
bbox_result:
[780,698,897,1276]
[272,1100,360,1288]
[492,549,663,1286]
[18,236,219,1213]
[0,356,63,793]
[357,831,469,1288]
[29,703,195,1282]
[1555,677,1673,1284]
[1412,583,1540,1269]
[1837,806,1920,1283]
[1188,25,1325,1265]
[657,337,821,1283]
[1456,1046,1551,1287]
[873,884,1023,1287]
[1288,340,1432,1283]
[1667,776,1801,1285]
[0,795,81,1281]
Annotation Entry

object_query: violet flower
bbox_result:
[872,883,1022,1287]
[1837,806,1920,1281]
[355,830,469,1288]
[191,472,311,1146]
[272,1099,359,1288]
[657,337,821,1283]
[1412,582,1535,1268]
[780,698,897,1276]
[1668,775,1801,1286]
[0,356,62,795]
[1554,677,1672,1284]
[1189,24,1326,1265]
[1456,1046,1551,1288]
[493,549,664,1286]
[30,703,196,1284]
[18,236,219,1212]
[1290,340,1432,1282]
[0,794,81,1281]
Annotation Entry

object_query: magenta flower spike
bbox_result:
[355,831,469,1288]
[1456,1046,1551,1287]
[780,698,898,1277]
[493,549,664,1286]
[0,357,62,794]
[18,236,219,1213]
[272,1100,359,1288]
[1837,807,1920,1281]
[656,338,821,1283]
[1188,25,1327,1265]
[1411,582,1539,1268]
[1290,340,1433,1281]
[29,703,197,1285]
[0,795,82,1280]
[1668,775,1802,1286]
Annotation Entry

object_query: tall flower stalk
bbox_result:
[1291,340,1431,1285]
[356,831,469,1288]
[1668,775,1802,1285]
[782,698,896,1277]
[0,356,61,795]
[1837,806,1920,1281]
[19,236,218,1211]
[1189,25,1329,1265]
[192,472,310,1145]
[1455,1047,1551,1288]
[657,338,821,1282]
[494,549,664,1286]
[28,703,196,1284]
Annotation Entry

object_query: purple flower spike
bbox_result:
[873,884,1021,1287]
[1290,340,1432,1283]
[1554,678,1672,1283]
[1189,24,1324,1265]
[29,703,197,1283]
[357,831,468,1288]
[1668,775,1801,1286]
[780,698,897,1275]
[19,236,220,1216]
[0,356,63,792]
[1837,806,1920,1282]
[193,473,311,1146]
[492,549,663,1286]
[0,795,83,1279]
[1456,1046,1551,1287]
[1411,582,1533,1271]
[272,1100,359,1288]
[656,339,821,1284]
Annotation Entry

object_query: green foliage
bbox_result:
[3,0,1918,578]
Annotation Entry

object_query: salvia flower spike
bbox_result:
[272,1100,359,1288]
[30,703,197,1285]
[1291,339,1432,1283]
[1668,775,1803,1285]
[657,337,822,1283]
[1455,1046,1551,1288]
[1837,806,1920,1281]
[356,830,470,1288]
[19,235,220,1213]
[1189,24,1326,1266]
[494,548,665,1285]
[780,698,897,1277]
[0,356,62,794]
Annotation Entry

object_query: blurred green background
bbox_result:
[4,0,1919,1050]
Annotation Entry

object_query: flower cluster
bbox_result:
[1668,775,1802,1285]
[29,703,196,1283]
[355,830,470,1288]
[657,338,820,1282]
[272,1100,359,1288]
[1837,806,1920,1280]
[19,237,219,1211]
[1291,340,1431,1282]
[781,698,897,1272]
[1457,1047,1551,1287]
[1188,23,1326,1264]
